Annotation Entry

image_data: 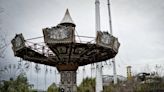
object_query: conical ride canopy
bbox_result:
[59,9,76,27]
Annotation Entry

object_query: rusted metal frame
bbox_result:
[77,53,95,66]
[25,41,47,55]
[68,43,73,63]
[80,48,111,66]
[79,44,95,57]
[69,44,83,63]
[23,47,57,66]
[96,47,111,60]
[82,45,99,63]
[83,52,98,65]
[23,55,55,66]
[47,56,58,62]
[25,40,45,47]
[77,44,96,65]
[48,45,61,61]
[23,47,48,60]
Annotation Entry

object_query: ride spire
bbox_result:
[59,9,76,27]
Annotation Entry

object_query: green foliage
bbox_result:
[77,77,95,92]
[76,76,164,92]
[103,84,115,92]
[47,83,58,92]
[0,73,33,92]
[134,77,164,92]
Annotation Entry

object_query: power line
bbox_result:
[75,35,95,38]
[26,36,43,41]
[75,30,82,43]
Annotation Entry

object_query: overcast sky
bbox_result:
[0,0,164,90]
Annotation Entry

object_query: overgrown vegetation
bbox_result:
[77,77,95,92]
[0,73,34,92]
[102,76,164,92]
[47,83,58,92]
[46,76,164,92]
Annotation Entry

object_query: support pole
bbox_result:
[60,71,77,92]
[107,0,117,84]
[95,0,101,32]
[112,58,117,84]
[95,0,103,92]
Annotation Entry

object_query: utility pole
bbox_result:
[107,0,117,84]
[95,0,103,92]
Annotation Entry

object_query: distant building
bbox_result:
[102,75,126,86]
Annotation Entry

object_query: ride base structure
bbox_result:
[11,9,120,92]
